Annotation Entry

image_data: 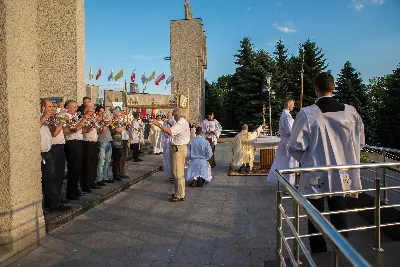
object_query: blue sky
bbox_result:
[85,0,400,95]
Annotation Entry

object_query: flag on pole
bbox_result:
[95,68,102,80]
[114,69,124,81]
[145,71,156,83]
[108,70,114,81]
[89,67,94,80]
[155,72,166,85]
[166,75,174,85]
[141,73,146,84]
[131,70,136,83]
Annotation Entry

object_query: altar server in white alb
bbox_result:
[267,97,299,184]
[162,112,175,183]
[149,114,164,155]
[288,72,365,254]
[201,111,222,168]
[186,126,213,187]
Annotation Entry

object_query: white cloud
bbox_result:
[352,0,384,11]
[273,23,296,33]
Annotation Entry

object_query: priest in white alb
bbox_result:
[231,124,265,173]
[149,114,164,155]
[267,97,299,185]
[201,111,222,168]
[162,112,175,183]
[186,126,213,187]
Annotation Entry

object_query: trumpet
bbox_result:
[64,111,81,130]
[84,114,102,130]
[110,117,126,129]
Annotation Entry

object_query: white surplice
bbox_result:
[231,126,263,170]
[201,119,222,144]
[288,104,365,199]
[162,118,175,178]
[149,120,164,154]
[267,109,299,184]
[185,136,213,182]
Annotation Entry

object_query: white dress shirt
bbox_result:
[64,113,83,141]
[83,128,98,142]
[40,124,52,152]
[170,118,190,145]
[52,131,65,145]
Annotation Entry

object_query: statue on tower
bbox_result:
[184,0,193,19]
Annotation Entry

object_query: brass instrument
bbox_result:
[84,114,102,130]
[64,111,81,130]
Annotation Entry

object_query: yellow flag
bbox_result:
[89,67,94,80]
[114,69,124,81]
[145,71,156,83]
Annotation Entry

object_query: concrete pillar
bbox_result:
[170,18,207,124]
[37,0,86,102]
[0,1,45,265]
[0,0,85,264]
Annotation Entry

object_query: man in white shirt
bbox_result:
[63,100,88,200]
[40,99,72,212]
[267,97,299,185]
[152,108,190,202]
[82,104,102,192]
[288,72,365,254]
[162,112,175,182]
[130,112,144,162]
[201,111,222,168]
[119,109,130,178]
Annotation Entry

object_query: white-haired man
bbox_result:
[152,108,190,202]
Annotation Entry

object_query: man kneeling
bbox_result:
[186,126,213,187]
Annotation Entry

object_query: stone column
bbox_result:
[0,1,45,265]
[37,0,86,102]
[170,18,207,124]
[0,0,85,264]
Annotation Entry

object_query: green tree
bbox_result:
[205,80,224,125]
[300,39,329,107]
[334,61,374,143]
[377,64,400,148]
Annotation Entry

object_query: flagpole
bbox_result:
[90,69,93,100]
[300,47,304,109]
[187,87,190,122]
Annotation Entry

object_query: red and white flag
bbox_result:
[131,70,136,83]
[95,68,101,80]
[155,72,165,86]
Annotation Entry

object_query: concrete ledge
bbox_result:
[45,165,162,233]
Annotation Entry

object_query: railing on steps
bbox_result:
[274,160,400,267]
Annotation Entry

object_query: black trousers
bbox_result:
[130,143,140,160]
[64,140,83,198]
[308,196,348,253]
[119,140,128,175]
[112,146,122,178]
[82,141,99,189]
[41,152,61,208]
[50,144,65,200]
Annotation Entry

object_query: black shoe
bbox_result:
[245,164,250,173]
[66,195,79,200]
[134,159,140,162]
[61,198,70,204]
[50,204,73,212]
[197,178,203,187]
[239,164,245,174]
[169,178,174,183]
[91,184,101,189]
[138,158,143,162]
[190,179,197,187]
[82,188,92,193]
[97,181,106,186]
[113,177,122,181]
[120,174,129,178]
[104,179,115,183]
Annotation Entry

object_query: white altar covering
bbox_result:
[254,136,281,149]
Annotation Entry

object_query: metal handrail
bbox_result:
[273,161,400,267]
[363,145,400,155]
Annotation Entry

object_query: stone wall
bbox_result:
[0,0,85,264]
[170,18,207,124]
[37,0,85,102]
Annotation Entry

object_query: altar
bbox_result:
[254,136,281,169]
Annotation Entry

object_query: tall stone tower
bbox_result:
[170,0,207,123]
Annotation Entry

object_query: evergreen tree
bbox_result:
[205,80,224,125]
[378,64,400,148]
[300,39,328,107]
[334,61,373,143]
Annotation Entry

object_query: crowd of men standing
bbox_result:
[39,97,144,212]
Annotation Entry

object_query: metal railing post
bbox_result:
[276,191,283,267]
[293,202,302,265]
[372,169,384,251]
[382,151,389,204]
[332,250,339,267]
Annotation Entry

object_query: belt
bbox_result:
[53,144,64,146]
[83,140,97,143]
